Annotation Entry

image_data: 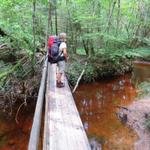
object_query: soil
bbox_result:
[119,94,150,150]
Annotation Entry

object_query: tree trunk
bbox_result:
[67,9,75,53]
[106,0,116,33]
[32,0,36,69]
[116,0,120,35]
[55,4,58,35]
[48,2,51,35]
[0,28,7,36]
[82,40,89,56]
[89,40,95,57]
[45,0,52,50]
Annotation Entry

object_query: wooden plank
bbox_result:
[28,58,48,150]
[43,63,91,150]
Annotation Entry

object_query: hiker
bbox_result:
[56,33,68,88]
[48,32,68,88]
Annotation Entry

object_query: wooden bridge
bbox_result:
[28,58,91,150]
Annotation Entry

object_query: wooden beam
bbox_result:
[43,63,91,150]
[28,58,48,150]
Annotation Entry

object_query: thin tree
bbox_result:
[55,5,58,35]
[45,0,52,48]
[32,0,36,70]
[48,1,52,35]
[116,0,121,35]
[106,0,117,33]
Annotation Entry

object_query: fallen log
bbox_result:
[72,62,87,93]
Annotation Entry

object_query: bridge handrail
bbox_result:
[28,57,48,150]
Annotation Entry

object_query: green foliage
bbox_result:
[83,65,96,83]
[0,0,150,90]
[0,60,26,91]
[137,80,150,98]
[66,61,96,85]
[59,0,150,58]
[67,51,133,85]
[145,118,150,131]
[0,0,47,56]
[0,0,48,90]
[66,62,83,85]
[76,48,86,55]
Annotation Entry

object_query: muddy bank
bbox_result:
[119,95,150,150]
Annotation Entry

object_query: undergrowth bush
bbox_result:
[66,61,97,86]
[146,118,150,131]
[137,80,150,98]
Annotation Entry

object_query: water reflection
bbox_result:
[74,74,138,150]
[0,104,37,150]
[132,61,150,86]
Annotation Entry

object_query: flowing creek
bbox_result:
[73,62,150,150]
[0,62,149,150]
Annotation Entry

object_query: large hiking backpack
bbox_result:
[48,36,65,63]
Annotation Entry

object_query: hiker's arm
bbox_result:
[63,48,68,60]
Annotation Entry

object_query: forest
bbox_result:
[0,0,150,149]
[1,0,150,86]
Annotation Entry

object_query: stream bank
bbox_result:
[118,96,150,150]
[66,55,132,86]
[0,53,43,114]
[118,62,150,150]
[73,61,150,150]
[0,52,149,149]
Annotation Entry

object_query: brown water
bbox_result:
[132,61,150,85]
[0,62,149,150]
[73,62,150,150]
[0,103,35,150]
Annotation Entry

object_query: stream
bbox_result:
[0,62,149,150]
[0,105,35,150]
[73,62,150,150]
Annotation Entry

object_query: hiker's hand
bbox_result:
[66,56,69,62]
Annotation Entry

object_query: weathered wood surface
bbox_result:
[28,58,48,150]
[43,63,91,150]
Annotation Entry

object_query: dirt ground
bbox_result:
[119,94,150,150]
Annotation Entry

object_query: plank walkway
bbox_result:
[43,63,91,150]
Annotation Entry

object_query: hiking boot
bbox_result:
[57,82,65,88]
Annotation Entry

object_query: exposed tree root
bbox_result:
[15,96,27,124]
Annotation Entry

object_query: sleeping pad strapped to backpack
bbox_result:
[48,36,65,63]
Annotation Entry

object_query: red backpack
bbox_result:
[48,36,60,57]
[48,36,65,63]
